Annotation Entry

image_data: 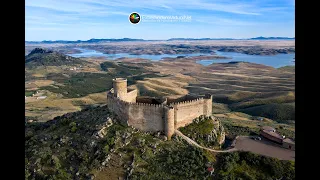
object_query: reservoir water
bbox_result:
[68,48,212,60]
[197,51,295,68]
[68,48,295,68]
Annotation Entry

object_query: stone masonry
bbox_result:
[107,78,212,140]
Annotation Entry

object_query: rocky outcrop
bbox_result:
[29,48,53,54]
[181,115,226,147]
[93,117,114,139]
[126,154,136,180]
[208,117,225,146]
[25,48,85,68]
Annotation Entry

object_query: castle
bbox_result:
[107,78,212,140]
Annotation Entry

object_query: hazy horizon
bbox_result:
[25,37,295,42]
[26,0,295,41]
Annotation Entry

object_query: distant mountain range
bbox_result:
[25,37,295,44]
[249,36,295,40]
[26,38,146,44]
[167,38,235,41]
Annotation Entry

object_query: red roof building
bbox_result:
[282,138,295,150]
[260,126,284,144]
[259,126,295,151]
[207,167,214,175]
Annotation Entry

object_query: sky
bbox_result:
[25,0,295,41]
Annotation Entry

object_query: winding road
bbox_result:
[175,130,295,161]
[174,130,238,153]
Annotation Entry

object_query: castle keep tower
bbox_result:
[112,78,127,100]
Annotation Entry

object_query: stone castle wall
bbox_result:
[125,89,138,103]
[127,102,165,131]
[107,93,166,132]
[107,78,212,139]
[107,93,130,125]
[170,95,212,129]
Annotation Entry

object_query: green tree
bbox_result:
[69,122,77,132]
[104,144,109,153]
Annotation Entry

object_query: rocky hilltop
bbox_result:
[25,48,85,68]
[25,106,226,179]
[25,102,294,179]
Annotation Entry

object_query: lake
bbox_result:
[68,48,212,60]
[68,48,295,68]
[197,51,295,68]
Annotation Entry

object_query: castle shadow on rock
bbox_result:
[107,78,212,140]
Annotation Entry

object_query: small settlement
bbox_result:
[260,126,295,150]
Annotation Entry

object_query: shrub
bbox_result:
[69,122,77,133]
[215,152,295,180]
[53,169,72,180]
[133,145,209,179]
[71,126,77,133]
[104,144,110,154]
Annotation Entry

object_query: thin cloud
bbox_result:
[26,27,64,31]
[25,0,270,15]
[25,0,294,40]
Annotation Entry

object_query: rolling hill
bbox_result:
[25,48,85,68]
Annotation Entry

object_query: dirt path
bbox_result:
[235,136,295,161]
[174,130,238,153]
[175,130,295,161]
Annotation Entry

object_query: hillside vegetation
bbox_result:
[238,103,295,122]
[25,106,111,179]
[179,116,225,148]
[40,72,114,98]
[215,151,295,179]
[37,61,164,98]
[25,53,167,121]
[25,106,210,179]
[25,105,295,180]
[219,113,295,140]
[278,65,295,73]
[210,91,295,122]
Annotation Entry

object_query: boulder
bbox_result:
[156,132,161,137]
[161,136,168,141]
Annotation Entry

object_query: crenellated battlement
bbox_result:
[169,97,206,107]
[107,77,212,139]
[132,102,164,108]
[108,92,164,107]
